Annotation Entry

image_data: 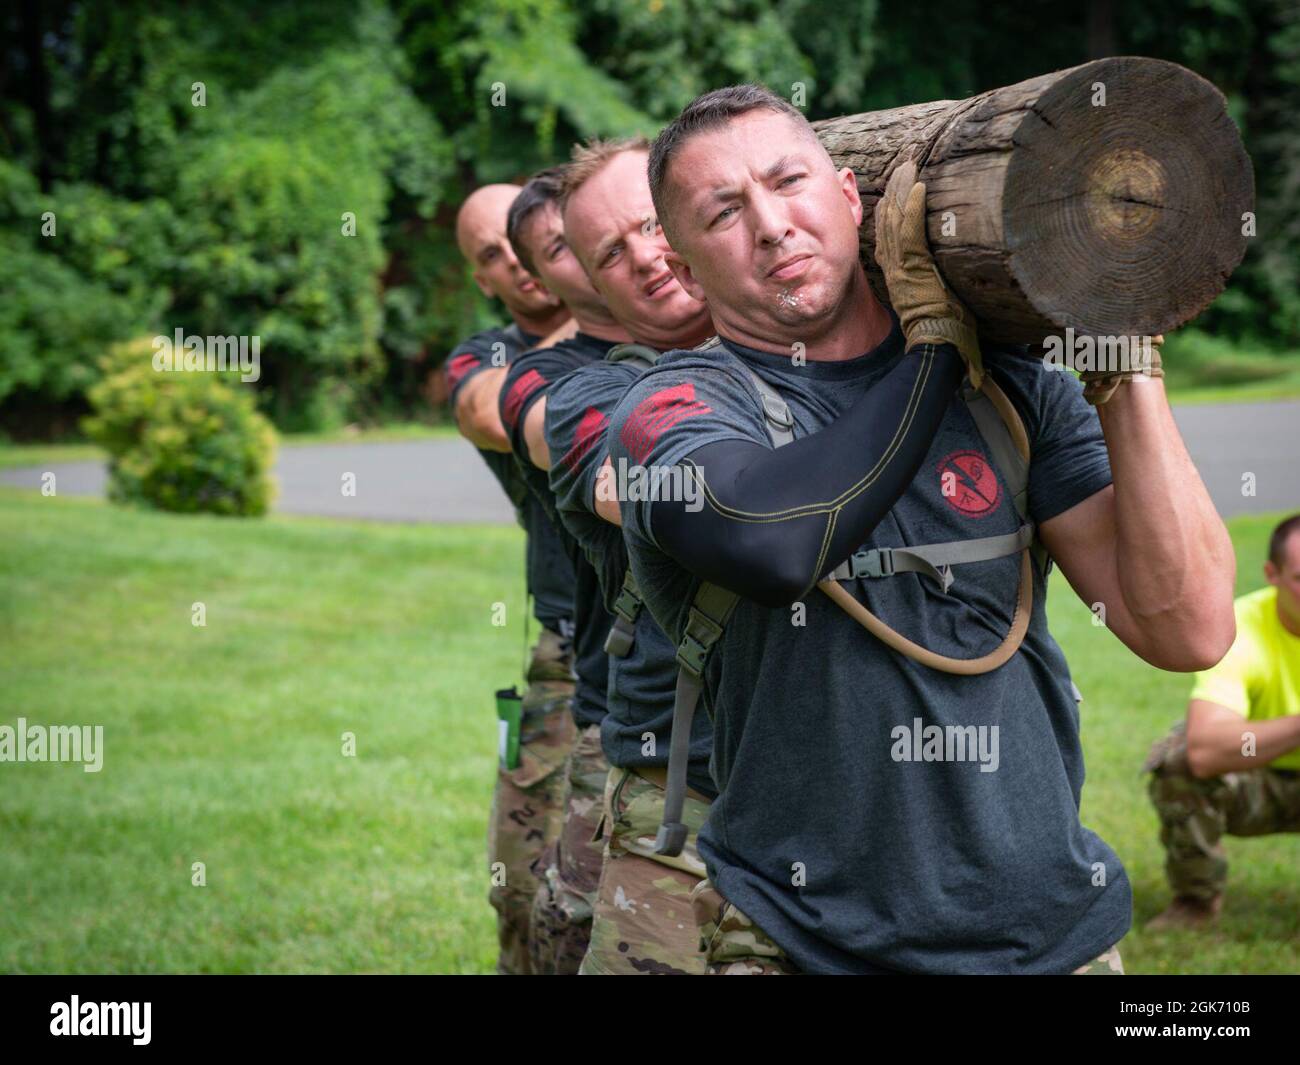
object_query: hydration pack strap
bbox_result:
[817,373,1037,675]
[823,523,1035,593]
[604,343,662,371]
[603,569,644,658]
[656,581,740,856]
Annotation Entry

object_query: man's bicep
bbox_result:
[1188,698,1247,728]
[1038,484,1136,634]
[545,369,626,524]
[455,367,510,450]
[592,456,622,526]
[451,359,498,414]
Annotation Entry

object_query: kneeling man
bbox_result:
[1146,512,1300,929]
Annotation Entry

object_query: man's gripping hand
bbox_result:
[874,158,984,390]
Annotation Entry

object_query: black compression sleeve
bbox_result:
[650,343,965,606]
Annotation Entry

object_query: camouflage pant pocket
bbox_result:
[1071,942,1125,975]
[692,881,798,975]
[529,863,595,976]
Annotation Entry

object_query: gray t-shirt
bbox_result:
[445,325,574,633]
[606,324,1131,974]
[499,333,619,727]
[545,358,716,798]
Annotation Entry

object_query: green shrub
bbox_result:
[83,338,277,517]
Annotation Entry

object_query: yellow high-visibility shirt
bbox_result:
[1190,586,1300,770]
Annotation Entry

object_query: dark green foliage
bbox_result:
[0,0,1295,439]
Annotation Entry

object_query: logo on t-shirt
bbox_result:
[620,382,712,465]
[562,406,609,473]
[445,352,479,392]
[502,369,547,429]
[937,449,1001,517]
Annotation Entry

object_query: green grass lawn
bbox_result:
[1068,511,1300,974]
[0,421,461,470]
[0,490,1296,974]
[0,489,527,973]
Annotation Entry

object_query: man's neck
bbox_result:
[1276,593,1300,639]
[634,319,716,354]
[572,309,632,344]
[801,269,893,362]
[511,304,570,339]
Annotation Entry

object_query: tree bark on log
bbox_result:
[813,57,1254,344]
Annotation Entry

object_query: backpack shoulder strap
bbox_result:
[962,378,1028,521]
[605,342,662,371]
[603,569,644,658]
[657,580,743,856]
[738,363,794,447]
[658,361,796,855]
[962,373,1052,580]
[817,370,1039,675]
[599,343,663,659]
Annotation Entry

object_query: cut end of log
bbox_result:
[1002,56,1254,339]
[817,56,1255,345]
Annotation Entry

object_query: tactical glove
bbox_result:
[1078,334,1164,405]
[874,159,984,390]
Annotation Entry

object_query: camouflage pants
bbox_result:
[579,768,712,975]
[691,883,1124,975]
[529,722,609,974]
[486,628,576,976]
[1144,720,1300,902]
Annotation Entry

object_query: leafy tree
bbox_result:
[0,0,1294,441]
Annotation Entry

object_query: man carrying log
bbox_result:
[505,141,733,973]
[443,185,579,975]
[603,84,1236,974]
[481,165,623,975]
[498,145,718,973]
[1144,512,1300,930]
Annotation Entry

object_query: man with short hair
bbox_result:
[488,162,633,974]
[1145,512,1300,930]
[604,84,1236,974]
[507,143,726,973]
[444,184,579,975]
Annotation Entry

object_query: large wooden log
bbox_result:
[814,57,1254,343]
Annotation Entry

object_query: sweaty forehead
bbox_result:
[566,152,654,254]
[669,111,825,209]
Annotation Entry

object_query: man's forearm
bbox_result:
[1097,377,1236,666]
[1187,706,1300,778]
[641,345,964,607]
[455,370,511,452]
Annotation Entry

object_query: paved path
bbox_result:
[3,401,1296,523]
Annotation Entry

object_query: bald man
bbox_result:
[444,184,578,975]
